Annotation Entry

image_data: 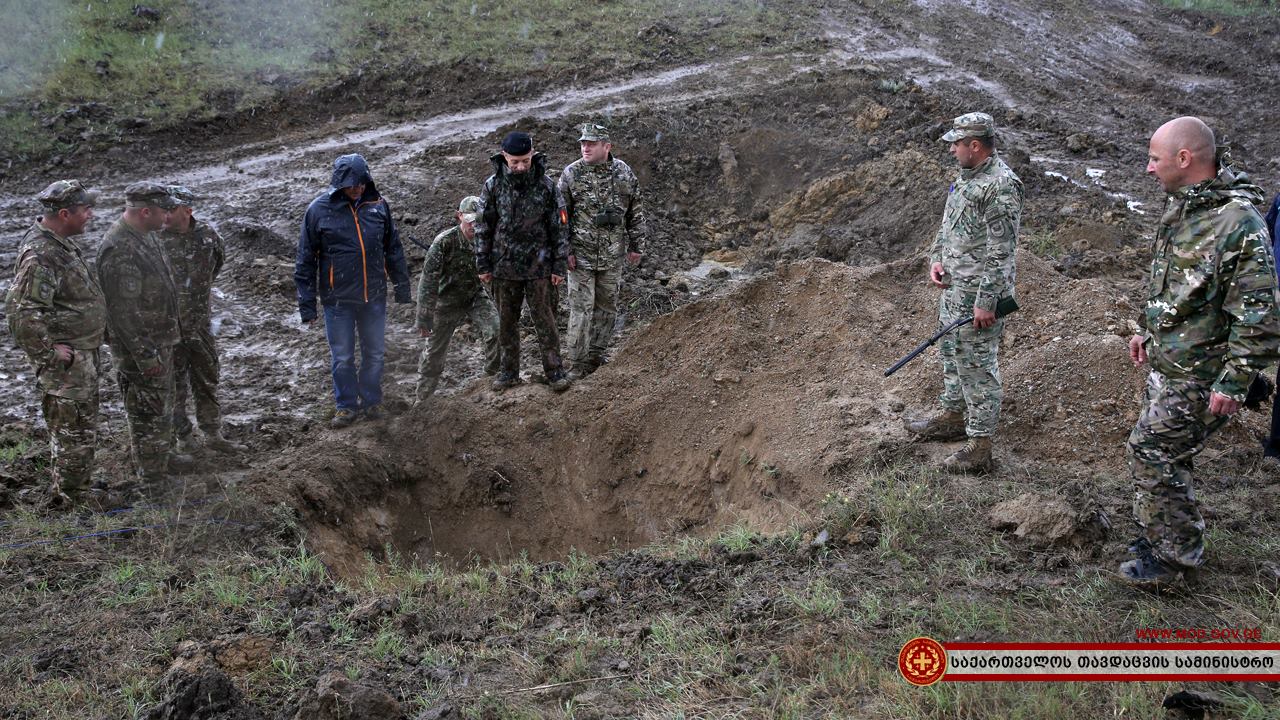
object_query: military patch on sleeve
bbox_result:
[116,270,142,299]
[26,267,57,307]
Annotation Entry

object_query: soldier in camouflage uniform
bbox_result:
[414,195,500,401]
[1122,116,1280,587]
[475,131,573,393]
[159,186,245,454]
[5,181,106,506]
[97,182,194,484]
[905,112,1023,473]
[558,122,647,379]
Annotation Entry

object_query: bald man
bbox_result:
[1123,116,1280,588]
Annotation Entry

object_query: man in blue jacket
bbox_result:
[296,154,412,428]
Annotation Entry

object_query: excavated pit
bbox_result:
[246,253,1250,575]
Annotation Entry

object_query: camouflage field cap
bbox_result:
[167,185,198,207]
[124,181,178,210]
[941,112,996,142]
[37,179,97,210]
[457,195,481,214]
[578,122,610,142]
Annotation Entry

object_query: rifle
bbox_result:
[406,235,431,253]
[883,296,1020,377]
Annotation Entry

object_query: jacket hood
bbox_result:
[328,153,380,201]
[488,151,549,178]
[1177,165,1265,212]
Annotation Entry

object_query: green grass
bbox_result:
[0,0,809,160]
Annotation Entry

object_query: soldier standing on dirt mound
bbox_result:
[159,186,245,454]
[97,182,196,486]
[475,131,573,393]
[413,195,500,403]
[1121,116,1280,588]
[557,122,647,379]
[295,153,413,429]
[904,112,1023,474]
[6,181,107,507]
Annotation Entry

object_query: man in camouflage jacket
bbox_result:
[97,182,193,483]
[1123,116,1280,588]
[905,112,1023,474]
[474,131,572,392]
[159,186,244,453]
[5,181,106,505]
[558,122,647,378]
[414,195,499,401]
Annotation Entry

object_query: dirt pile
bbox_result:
[245,247,1263,571]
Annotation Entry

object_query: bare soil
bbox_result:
[4,1,1280,717]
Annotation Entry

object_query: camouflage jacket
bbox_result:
[474,152,571,280]
[557,155,647,270]
[929,154,1023,313]
[1141,167,1280,400]
[97,217,181,372]
[159,217,224,336]
[5,222,107,399]
[416,225,484,331]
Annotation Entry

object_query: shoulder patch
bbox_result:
[26,266,58,307]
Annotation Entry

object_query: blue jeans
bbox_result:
[323,300,386,411]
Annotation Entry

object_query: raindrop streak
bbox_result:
[155,32,166,50]
[470,3,477,15]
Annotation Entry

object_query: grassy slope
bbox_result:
[3,462,1278,718]
[0,0,795,161]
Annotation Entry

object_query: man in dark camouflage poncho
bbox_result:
[1124,116,1280,588]
[6,181,106,506]
[474,131,572,393]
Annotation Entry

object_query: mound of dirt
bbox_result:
[244,247,1267,572]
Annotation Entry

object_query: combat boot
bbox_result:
[330,409,358,429]
[904,410,966,441]
[176,433,201,454]
[941,437,993,474]
[416,376,440,403]
[168,452,197,474]
[547,370,572,393]
[203,431,247,454]
[491,371,520,392]
[1118,544,1185,590]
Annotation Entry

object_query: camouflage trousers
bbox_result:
[113,343,176,479]
[565,264,621,367]
[492,277,564,376]
[937,288,1004,437]
[417,292,500,397]
[172,328,222,439]
[40,388,99,498]
[1127,371,1227,569]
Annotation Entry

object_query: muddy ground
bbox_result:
[4,0,1280,717]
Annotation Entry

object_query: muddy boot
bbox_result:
[330,409,358,429]
[547,370,572,393]
[491,371,520,392]
[941,437,993,474]
[415,376,439,404]
[904,410,966,441]
[363,405,385,421]
[168,452,197,475]
[1118,545,1185,590]
[203,430,247,454]
[176,433,201,454]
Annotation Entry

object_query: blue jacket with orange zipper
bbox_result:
[295,154,411,321]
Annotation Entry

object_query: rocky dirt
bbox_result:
[4,0,1280,717]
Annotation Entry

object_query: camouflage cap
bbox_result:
[941,112,996,142]
[124,181,178,210]
[457,195,482,213]
[167,185,198,207]
[36,179,97,210]
[578,122,610,142]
